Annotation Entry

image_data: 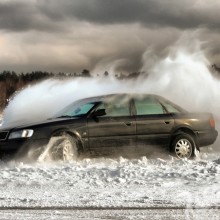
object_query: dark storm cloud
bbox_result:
[42,0,218,29]
[0,0,220,32]
[0,0,219,73]
[0,2,30,31]
[0,1,64,32]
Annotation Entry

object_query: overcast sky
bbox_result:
[0,0,220,73]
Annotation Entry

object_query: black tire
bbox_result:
[171,133,196,159]
[49,134,78,161]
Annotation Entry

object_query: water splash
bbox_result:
[3,39,220,127]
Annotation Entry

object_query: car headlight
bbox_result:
[8,129,34,139]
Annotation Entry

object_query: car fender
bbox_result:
[170,124,199,150]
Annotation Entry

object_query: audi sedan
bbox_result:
[0,94,218,160]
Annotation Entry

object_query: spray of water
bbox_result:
[2,39,220,124]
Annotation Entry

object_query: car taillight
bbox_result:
[209,117,215,128]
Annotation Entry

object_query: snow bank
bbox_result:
[0,150,220,209]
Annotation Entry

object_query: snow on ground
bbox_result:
[0,149,220,210]
[0,208,220,220]
[0,113,2,126]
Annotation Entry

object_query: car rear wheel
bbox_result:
[50,134,78,161]
[172,134,195,159]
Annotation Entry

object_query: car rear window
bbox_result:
[162,103,181,113]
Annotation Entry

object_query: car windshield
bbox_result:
[54,100,98,118]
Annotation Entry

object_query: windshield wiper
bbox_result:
[56,115,74,118]
[56,114,86,119]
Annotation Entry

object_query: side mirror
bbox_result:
[93,109,106,117]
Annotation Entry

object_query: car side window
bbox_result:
[97,100,130,117]
[134,97,165,115]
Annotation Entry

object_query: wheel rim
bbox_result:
[51,139,75,161]
[175,138,192,159]
[62,139,74,161]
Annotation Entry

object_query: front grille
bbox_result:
[0,131,9,141]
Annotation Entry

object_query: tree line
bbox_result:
[0,69,93,111]
[1,64,219,111]
[0,69,143,111]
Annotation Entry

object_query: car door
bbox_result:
[87,95,136,151]
[133,95,174,147]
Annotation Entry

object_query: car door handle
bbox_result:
[164,121,170,124]
[124,122,132,126]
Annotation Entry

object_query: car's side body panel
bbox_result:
[88,115,136,150]
[135,114,174,146]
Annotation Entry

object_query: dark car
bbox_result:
[0,94,218,160]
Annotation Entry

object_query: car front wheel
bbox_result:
[50,134,79,161]
[172,134,196,159]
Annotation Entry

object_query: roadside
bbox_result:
[0,208,219,220]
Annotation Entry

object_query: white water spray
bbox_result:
[2,40,220,128]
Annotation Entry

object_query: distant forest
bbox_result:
[0,65,219,111]
[0,69,141,111]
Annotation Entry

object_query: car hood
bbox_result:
[0,116,82,131]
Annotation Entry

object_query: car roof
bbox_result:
[79,93,160,102]
[78,93,187,113]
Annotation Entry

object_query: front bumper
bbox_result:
[196,129,218,147]
[0,138,49,157]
